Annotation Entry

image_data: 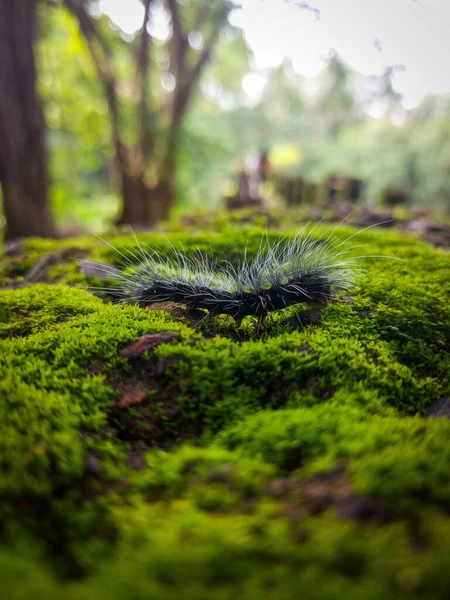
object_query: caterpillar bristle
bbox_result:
[99,227,366,324]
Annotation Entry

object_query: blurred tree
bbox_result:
[63,0,235,225]
[362,65,405,120]
[175,24,252,209]
[221,60,307,169]
[37,4,114,230]
[314,52,357,139]
[0,0,55,240]
[409,97,450,210]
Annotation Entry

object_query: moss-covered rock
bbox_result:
[0,220,450,598]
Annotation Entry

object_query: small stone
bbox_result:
[120,332,180,359]
[207,464,237,483]
[302,482,333,514]
[117,387,147,409]
[268,478,294,496]
[126,452,146,471]
[407,218,440,236]
[335,495,391,523]
[425,398,450,420]
[84,454,103,479]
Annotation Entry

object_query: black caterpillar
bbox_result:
[92,226,365,328]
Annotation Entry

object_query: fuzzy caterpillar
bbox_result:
[90,225,368,328]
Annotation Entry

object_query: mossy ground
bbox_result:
[1,214,450,598]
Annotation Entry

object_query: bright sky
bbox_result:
[99,0,450,109]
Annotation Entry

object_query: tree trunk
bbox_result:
[149,88,188,222]
[151,145,178,221]
[116,167,171,227]
[0,0,55,240]
[116,169,175,226]
[149,179,175,222]
[116,171,147,226]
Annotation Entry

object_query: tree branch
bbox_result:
[167,0,189,78]
[63,0,127,169]
[192,4,209,35]
[160,2,231,182]
[189,5,231,93]
[136,0,154,169]
[166,0,185,44]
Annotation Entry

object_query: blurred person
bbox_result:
[257,148,271,186]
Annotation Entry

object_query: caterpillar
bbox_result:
[89,224,371,330]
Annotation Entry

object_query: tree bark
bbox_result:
[154,1,231,218]
[117,0,155,227]
[118,172,153,226]
[0,0,55,240]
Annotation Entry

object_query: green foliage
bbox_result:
[176,114,233,210]
[221,57,450,210]
[38,5,116,229]
[34,1,450,230]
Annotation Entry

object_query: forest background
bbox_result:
[1,0,450,238]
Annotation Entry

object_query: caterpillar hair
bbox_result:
[88,222,379,330]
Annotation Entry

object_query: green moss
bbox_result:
[0,220,449,597]
[4,509,450,599]
[0,284,102,337]
[154,328,441,430]
[218,404,450,513]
